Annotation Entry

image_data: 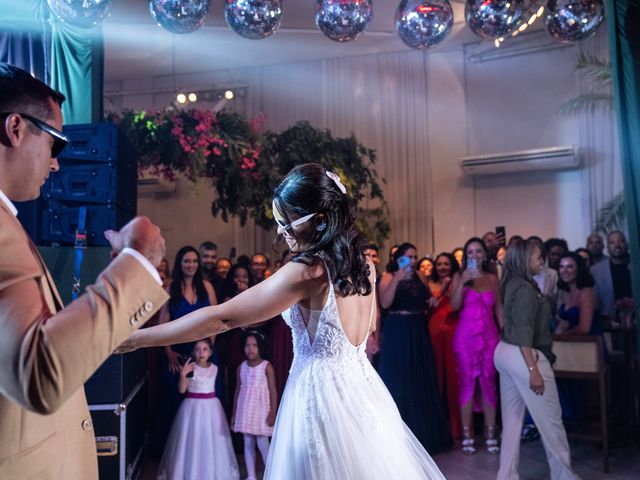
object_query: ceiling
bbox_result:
[103,0,482,82]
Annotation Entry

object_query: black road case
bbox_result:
[89,376,148,480]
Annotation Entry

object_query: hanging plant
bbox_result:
[260,121,390,246]
[110,110,390,244]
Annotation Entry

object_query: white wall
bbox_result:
[106,32,617,264]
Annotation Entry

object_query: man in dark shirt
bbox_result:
[198,241,218,283]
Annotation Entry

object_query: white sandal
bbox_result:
[462,426,476,455]
[485,425,500,455]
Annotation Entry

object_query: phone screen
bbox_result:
[397,256,410,270]
[467,258,478,271]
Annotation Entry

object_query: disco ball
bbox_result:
[465,0,524,39]
[225,0,283,39]
[315,0,373,43]
[395,0,454,50]
[47,0,111,28]
[149,0,209,34]
[545,0,604,42]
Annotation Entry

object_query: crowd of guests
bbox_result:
[146,230,633,478]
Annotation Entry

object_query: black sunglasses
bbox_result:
[3,112,69,158]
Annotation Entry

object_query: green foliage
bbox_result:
[595,191,626,233]
[111,110,390,244]
[557,53,613,116]
[261,122,390,245]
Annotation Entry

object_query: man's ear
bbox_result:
[1,114,25,149]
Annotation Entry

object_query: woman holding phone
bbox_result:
[378,243,452,454]
[450,237,504,455]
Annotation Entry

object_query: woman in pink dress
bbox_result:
[450,237,504,455]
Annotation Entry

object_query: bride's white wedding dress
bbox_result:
[264,277,446,479]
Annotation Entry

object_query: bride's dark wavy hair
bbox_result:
[272,163,372,297]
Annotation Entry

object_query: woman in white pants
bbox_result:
[494,239,580,480]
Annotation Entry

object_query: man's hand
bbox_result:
[104,216,166,267]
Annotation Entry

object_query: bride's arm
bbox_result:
[119,261,320,351]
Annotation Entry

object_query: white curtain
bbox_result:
[578,23,622,236]
[230,50,436,258]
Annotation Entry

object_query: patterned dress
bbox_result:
[233,360,274,436]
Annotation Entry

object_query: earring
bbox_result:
[317,223,326,231]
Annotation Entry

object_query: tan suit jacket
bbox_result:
[0,202,169,479]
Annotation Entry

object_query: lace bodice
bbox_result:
[188,364,218,393]
[281,280,372,374]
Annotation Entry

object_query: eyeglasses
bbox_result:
[275,213,317,236]
[3,112,69,158]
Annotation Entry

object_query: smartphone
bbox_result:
[495,226,506,245]
[467,258,478,271]
[185,354,196,378]
[397,255,411,270]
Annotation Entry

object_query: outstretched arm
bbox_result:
[118,260,322,352]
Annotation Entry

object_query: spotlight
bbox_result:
[224,90,234,100]
[188,92,197,102]
[177,93,187,104]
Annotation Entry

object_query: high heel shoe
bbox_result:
[485,425,500,455]
[462,426,476,455]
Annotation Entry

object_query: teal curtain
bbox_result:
[607,0,640,357]
[49,7,101,124]
[0,0,101,124]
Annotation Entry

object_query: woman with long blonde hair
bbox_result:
[494,239,579,480]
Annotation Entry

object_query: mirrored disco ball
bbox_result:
[149,0,209,34]
[465,0,524,39]
[545,0,604,42]
[315,0,373,42]
[395,0,454,50]
[47,0,111,28]
[225,0,283,39]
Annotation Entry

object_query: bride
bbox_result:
[119,163,446,479]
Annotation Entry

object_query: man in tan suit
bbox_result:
[0,63,170,478]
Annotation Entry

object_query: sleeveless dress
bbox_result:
[428,283,462,440]
[265,277,446,479]
[233,360,274,436]
[556,302,603,421]
[158,364,239,480]
[452,287,500,409]
[154,295,216,458]
[378,275,452,453]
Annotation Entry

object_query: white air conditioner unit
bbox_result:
[137,173,176,194]
[460,146,579,176]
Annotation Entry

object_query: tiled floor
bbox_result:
[141,437,639,479]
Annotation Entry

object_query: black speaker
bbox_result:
[58,123,131,163]
[42,201,134,247]
[42,161,136,213]
[40,122,137,247]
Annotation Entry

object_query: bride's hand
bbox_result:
[115,331,142,354]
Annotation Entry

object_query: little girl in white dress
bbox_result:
[158,339,239,480]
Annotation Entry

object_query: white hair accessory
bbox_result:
[326,170,347,194]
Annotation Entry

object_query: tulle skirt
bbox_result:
[157,397,239,480]
[264,354,446,480]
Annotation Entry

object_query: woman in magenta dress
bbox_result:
[450,237,504,455]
